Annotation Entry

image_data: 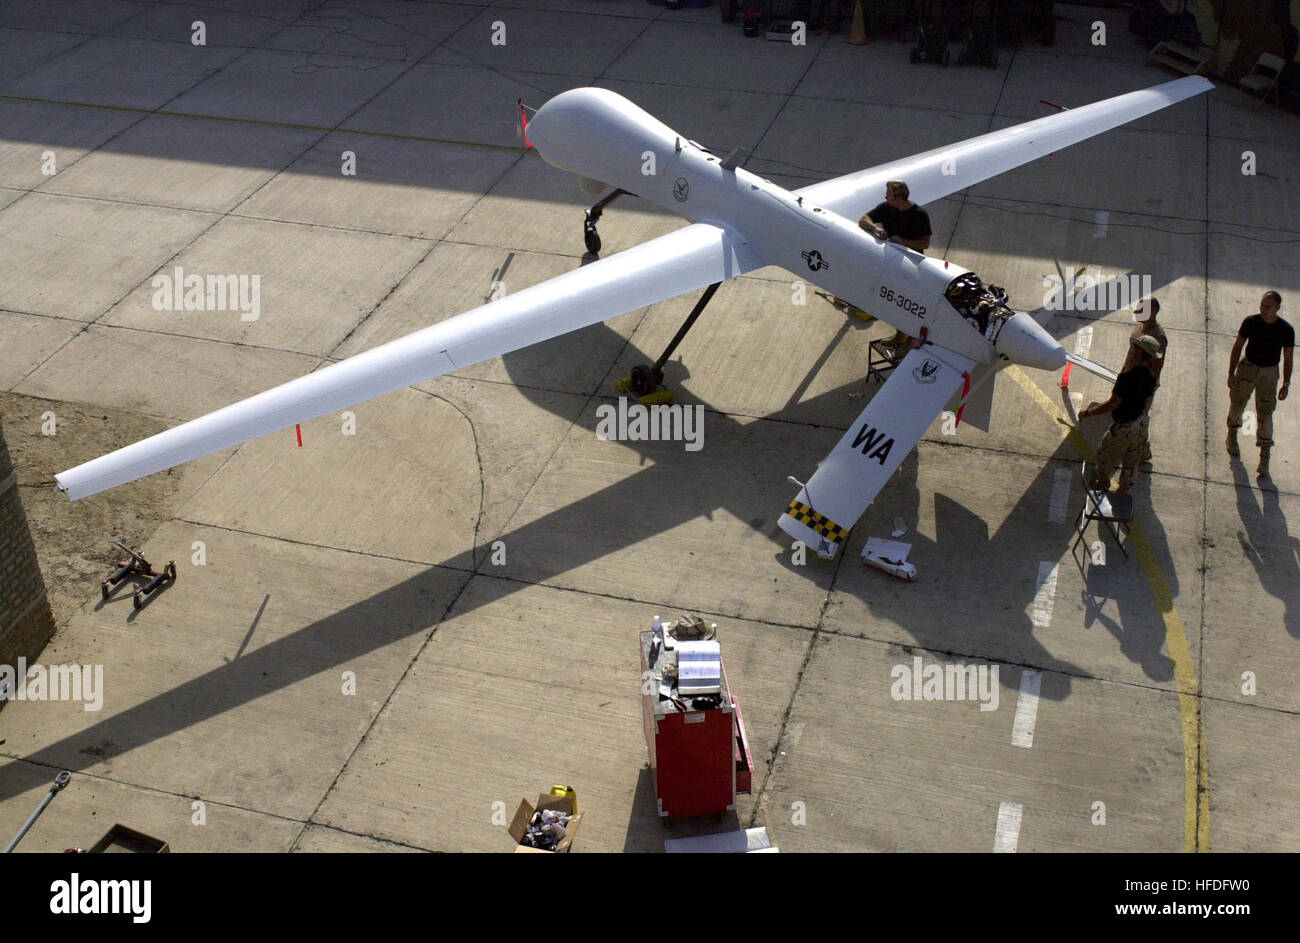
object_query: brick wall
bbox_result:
[0,417,56,697]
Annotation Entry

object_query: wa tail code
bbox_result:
[852,424,895,465]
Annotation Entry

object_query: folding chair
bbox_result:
[1073,461,1134,561]
[1239,53,1285,106]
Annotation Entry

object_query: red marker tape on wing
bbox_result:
[518,100,532,148]
[955,371,971,427]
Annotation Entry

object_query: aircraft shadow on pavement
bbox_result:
[0,299,1200,804]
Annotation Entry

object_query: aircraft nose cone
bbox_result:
[523,89,581,154]
[526,87,630,169]
[994,312,1067,371]
[526,87,680,187]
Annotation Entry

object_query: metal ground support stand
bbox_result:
[583,188,630,254]
[4,770,70,852]
[867,338,906,383]
[615,282,722,404]
[867,325,927,384]
[101,538,176,609]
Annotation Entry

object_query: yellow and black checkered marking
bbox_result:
[785,499,848,544]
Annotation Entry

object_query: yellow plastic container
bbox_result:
[550,785,577,814]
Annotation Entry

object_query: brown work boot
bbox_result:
[1257,446,1270,477]
[1226,429,1240,456]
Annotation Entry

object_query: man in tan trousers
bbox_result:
[1227,291,1293,478]
[1119,297,1167,467]
[1080,335,1162,494]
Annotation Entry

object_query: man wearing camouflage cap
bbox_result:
[1080,334,1162,494]
[1119,297,1167,468]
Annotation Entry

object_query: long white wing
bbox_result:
[778,346,975,557]
[56,222,758,499]
[795,76,1212,219]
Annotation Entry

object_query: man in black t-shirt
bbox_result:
[853,180,933,345]
[1226,290,1293,477]
[859,180,932,252]
[1080,335,1162,494]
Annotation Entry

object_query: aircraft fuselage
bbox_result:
[527,87,1066,371]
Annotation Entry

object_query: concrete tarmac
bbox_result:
[1,1,1296,853]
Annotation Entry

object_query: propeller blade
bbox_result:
[1065,352,1117,384]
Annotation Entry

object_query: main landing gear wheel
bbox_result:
[615,364,673,405]
[613,281,722,406]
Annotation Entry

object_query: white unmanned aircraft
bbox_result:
[57,75,1212,560]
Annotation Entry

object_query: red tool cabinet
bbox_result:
[640,629,755,818]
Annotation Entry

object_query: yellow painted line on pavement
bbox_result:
[1006,365,1208,852]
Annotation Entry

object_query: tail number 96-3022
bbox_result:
[880,286,926,317]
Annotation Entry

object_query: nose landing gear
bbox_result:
[581,188,630,256]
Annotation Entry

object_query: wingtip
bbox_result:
[1173,74,1215,95]
[54,466,97,501]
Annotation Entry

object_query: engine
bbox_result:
[944,272,1014,341]
[944,272,1065,371]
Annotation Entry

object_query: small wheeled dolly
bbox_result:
[100,538,176,609]
[101,538,150,600]
[614,281,722,405]
[133,561,177,610]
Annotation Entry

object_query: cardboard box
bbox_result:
[87,824,170,853]
[507,794,582,853]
